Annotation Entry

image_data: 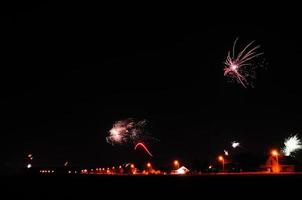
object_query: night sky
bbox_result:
[1,2,302,169]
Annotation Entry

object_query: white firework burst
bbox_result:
[282,134,302,156]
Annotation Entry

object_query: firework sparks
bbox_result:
[106,118,157,156]
[134,142,153,157]
[224,150,229,156]
[282,135,302,156]
[106,118,152,145]
[224,38,263,88]
[232,141,240,149]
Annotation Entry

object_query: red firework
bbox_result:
[224,38,263,88]
[134,142,153,157]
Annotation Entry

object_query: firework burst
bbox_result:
[224,38,263,88]
[106,118,150,145]
[282,134,302,156]
[106,118,157,156]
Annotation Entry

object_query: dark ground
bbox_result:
[1,174,301,199]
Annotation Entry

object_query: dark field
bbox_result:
[1,174,301,199]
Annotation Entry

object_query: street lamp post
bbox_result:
[147,162,152,169]
[271,150,279,173]
[218,156,225,172]
[173,160,179,169]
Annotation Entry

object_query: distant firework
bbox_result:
[224,38,263,88]
[232,141,240,149]
[224,150,229,156]
[282,134,302,156]
[106,118,157,155]
[134,142,153,157]
[107,118,150,145]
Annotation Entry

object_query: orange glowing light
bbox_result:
[147,162,152,168]
[218,156,224,161]
[130,164,135,169]
[218,156,225,171]
[271,150,279,156]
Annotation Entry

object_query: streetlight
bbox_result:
[147,162,152,168]
[130,164,136,174]
[218,156,225,172]
[173,160,179,169]
[271,149,279,172]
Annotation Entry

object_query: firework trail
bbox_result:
[224,38,263,88]
[282,134,302,156]
[224,150,229,156]
[134,142,153,157]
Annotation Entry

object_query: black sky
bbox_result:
[1,2,302,168]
